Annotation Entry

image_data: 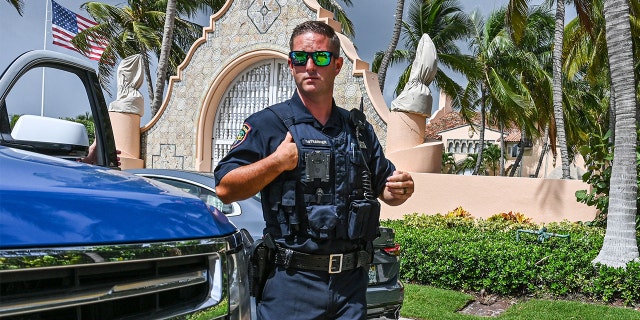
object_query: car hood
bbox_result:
[0,146,236,248]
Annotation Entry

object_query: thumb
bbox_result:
[284,131,294,142]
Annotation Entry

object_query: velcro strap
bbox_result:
[274,247,369,273]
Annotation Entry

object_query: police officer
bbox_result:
[214,20,414,320]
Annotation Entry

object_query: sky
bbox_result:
[1,0,558,123]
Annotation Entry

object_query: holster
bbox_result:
[248,235,276,302]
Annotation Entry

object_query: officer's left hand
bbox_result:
[381,170,413,205]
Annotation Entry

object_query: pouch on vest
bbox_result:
[306,204,338,239]
[282,180,298,233]
[348,199,381,241]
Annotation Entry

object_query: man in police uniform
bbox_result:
[214,20,414,320]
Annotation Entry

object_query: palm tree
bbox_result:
[498,5,563,177]
[73,1,225,116]
[5,0,22,15]
[442,151,457,173]
[456,153,479,175]
[466,6,554,176]
[507,0,594,179]
[465,9,503,175]
[564,0,640,144]
[592,0,639,268]
[377,0,405,92]
[482,143,503,176]
[372,0,474,110]
[550,0,569,178]
[152,0,178,116]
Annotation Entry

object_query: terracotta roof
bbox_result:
[424,111,467,140]
[425,110,521,142]
[502,129,521,142]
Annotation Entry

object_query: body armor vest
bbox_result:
[265,102,380,241]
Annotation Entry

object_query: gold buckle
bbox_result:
[328,254,343,273]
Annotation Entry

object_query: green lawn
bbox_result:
[401,284,640,320]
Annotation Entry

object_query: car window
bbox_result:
[0,63,119,166]
[4,67,94,138]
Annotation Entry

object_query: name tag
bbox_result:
[301,138,329,147]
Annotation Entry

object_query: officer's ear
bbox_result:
[334,56,343,73]
[288,58,294,74]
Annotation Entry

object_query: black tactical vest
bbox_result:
[265,102,380,242]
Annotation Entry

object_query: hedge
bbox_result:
[382,210,640,306]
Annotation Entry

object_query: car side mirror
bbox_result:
[10,115,89,159]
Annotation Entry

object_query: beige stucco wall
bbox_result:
[381,173,597,223]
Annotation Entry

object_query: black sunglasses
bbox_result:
[289,51,334,67]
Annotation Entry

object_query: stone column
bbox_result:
[108,54,145,169]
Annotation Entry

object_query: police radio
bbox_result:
[347,99,381,241]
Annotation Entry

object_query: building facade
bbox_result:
[137,0,396,172]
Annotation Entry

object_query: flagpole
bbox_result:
[41,0,50,116]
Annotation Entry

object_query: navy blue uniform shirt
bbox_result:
[214,92,395,254]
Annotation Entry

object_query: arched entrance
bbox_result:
[211,58,295,169]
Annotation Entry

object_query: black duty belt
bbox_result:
[274,247,370,274]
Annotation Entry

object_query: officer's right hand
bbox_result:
[275,132,298,171]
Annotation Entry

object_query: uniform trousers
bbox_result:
[256,265,368,320]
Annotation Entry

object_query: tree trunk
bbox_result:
[473,87,487,175]
[534,126,550,178]
[509,131,526,177]
[592,0,639,268]
[499,121,505,176]
[151,0,177,117]
[141,52,154,105]
[377,0,404,92]
[552,0,570,179]
[609,86,616,144]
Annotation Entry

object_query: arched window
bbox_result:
[212,59,295,167]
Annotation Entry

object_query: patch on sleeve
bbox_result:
[230,122,252,150]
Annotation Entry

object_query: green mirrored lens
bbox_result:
[312,51,331,66]
[291,52,309,65]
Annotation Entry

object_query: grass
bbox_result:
[401,283,640,320]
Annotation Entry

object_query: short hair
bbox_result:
[289,21,341,56]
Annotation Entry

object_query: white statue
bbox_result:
[108,54,144,116]
[390,33,437,116]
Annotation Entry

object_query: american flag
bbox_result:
[51,0,107,61]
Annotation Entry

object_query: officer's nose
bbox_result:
[305,56,317,71]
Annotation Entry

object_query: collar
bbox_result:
[290,92,344,135]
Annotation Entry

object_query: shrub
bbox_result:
[488,211,532,224]
[383,212,639,306]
